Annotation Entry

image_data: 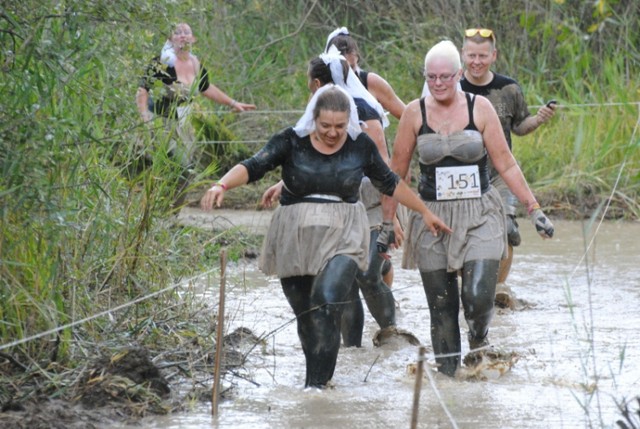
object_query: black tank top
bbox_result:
[356,70,369,90]
[417,93,490,201]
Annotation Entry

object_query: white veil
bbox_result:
[293,84,362,140]
[321,45,389,128]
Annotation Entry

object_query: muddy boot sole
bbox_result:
[373,326,421,347]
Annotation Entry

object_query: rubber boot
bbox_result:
[460,259,499,351]
[283,255,359,388]
[281,276,313,379]
[420,269,461,377]
[357,230,396,328]
[341,286,364,347]
[341,230,395,347]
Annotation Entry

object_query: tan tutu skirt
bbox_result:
[402,186,507,273]
[259,201,370,278]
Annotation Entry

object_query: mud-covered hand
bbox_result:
[376,221,396,253]
[530,208,554,239]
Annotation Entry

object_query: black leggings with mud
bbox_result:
[420,259,499,376]
[281,255,359,388]
[341,229,396,347]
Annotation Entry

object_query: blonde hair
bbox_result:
[424,40,461,73]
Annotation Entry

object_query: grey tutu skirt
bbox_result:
[402,186,507,273]
[259,201,370,278]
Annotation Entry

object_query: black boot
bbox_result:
[460,259,499,355]
[341,285,364,347]
[358,230,396,328]
[420,269,461,377]
[282,278,340,387]
[283,256,359,388]
[342,230,396,347]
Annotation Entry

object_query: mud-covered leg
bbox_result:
[341,285,364,347]
[306,255,359,387]
[497,244,513,284]
[420,269,461,377]
[460,259,499,350]
[342,230,396,346]
[281,276,314,385]
[358,230,396,328]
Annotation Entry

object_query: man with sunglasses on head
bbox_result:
[460,28,557,306]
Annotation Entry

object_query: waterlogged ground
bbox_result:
[118,214,640,429]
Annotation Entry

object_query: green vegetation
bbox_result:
[0,0,638,421]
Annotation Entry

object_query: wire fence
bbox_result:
[2,100,639,355]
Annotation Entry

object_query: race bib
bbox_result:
[436,165,481,200]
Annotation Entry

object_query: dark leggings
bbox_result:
[281,255,359,388]
[341,229,396,347]
[420,259,499,376]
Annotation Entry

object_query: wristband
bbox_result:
[212,182,228,191]
[527,202,541,215]
[229,99,238,108]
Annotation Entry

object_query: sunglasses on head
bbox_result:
[465,28,495,41]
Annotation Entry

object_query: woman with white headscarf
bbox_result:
[135,22,255,206]
[201,85,450,389]
[261,48,405,347]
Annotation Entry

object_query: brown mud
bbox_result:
[0,328,265,428]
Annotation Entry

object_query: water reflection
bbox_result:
[117,220,640,429]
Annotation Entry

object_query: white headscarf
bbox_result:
[321,45,390,128]
[160,40,196,67]
[161,41,177,67]
[325,26,349,53]
[293,84,362,140]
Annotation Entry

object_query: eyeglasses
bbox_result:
[425,73,457,83]
[465,28,495,42]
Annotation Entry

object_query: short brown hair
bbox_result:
[313,86,351,120]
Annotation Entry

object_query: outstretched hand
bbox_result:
[231,101,257,113]
[200,186,225,211]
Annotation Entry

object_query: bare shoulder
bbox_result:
[401,98,422,118]
[367,71,391,88]
[470,94,501,131]
[190,54,201,69]
[471,94,498,116]
[471,93,492,108]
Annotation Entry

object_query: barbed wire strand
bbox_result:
[194,101,640,145]
[197,100,639,116]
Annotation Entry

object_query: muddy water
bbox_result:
[118,219,640,429]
